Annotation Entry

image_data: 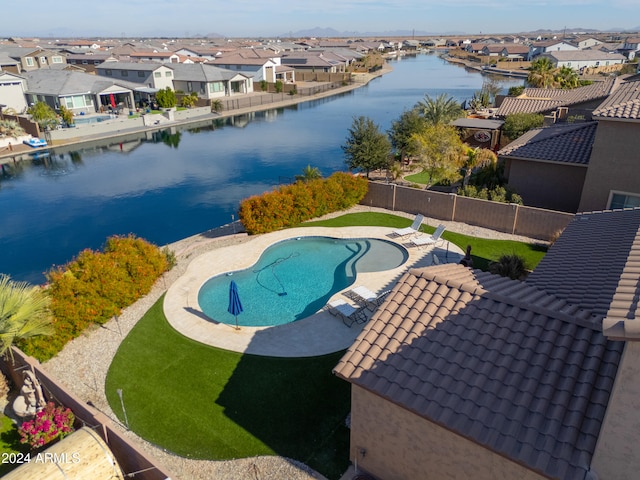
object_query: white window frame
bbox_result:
[25,57,34,66]
[608,190,640,210]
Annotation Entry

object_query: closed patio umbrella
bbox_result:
[228,280,243,330]
[109,93,116,109]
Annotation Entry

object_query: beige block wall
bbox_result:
[350,386,547,480]
[578,120,640,212]
[592,342,640,480]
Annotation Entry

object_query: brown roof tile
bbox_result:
[498,122,597,165]
[592,78,640,120]
[497,78,616,116]
[334,262,624,480]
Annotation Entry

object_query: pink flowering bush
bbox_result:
[19,402,75,449]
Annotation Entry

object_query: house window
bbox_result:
[122,70,128,77]
[52,56,63,64]
[138,71,145,77]
[25,57,34,66]
[154,72,161,78]
[105,69,112,76]
[94,61,100,65]
[82,60,88,64]
[40,57,47,64]
[187,81,193,92]
[610,192,640,210]
[165,71,172,77]
[209,82,224,92]
[200,82,206,94]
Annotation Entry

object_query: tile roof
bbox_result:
[591,79,640,120]
[496,78,617,116]
[544,51,627,62]
[334,263,623,480]
[24,69,142,95]
[498,122,597,165]
[528,207,640,334]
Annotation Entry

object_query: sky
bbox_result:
[3,0,639,38]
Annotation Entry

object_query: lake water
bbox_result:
[0,53,523,283]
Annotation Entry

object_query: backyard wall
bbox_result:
[47,116,145,143]
[3,347,173,480]
[363,181,573,241]
[350,386,547,480]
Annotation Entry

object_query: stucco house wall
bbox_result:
[0,72,28,113]
[349,386,547,480]
[578,120,640,212]
[505,159,587,213]
[591,342,640,480]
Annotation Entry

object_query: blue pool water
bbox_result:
[73,115,113,124]
[198,236,408,327]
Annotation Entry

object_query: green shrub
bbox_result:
[239,172,368,235]
[457,185,523,205]
[19,235,171,361]
[156,87,176,109]
[260,80,268,92]
[275,80,283,93]
[489,254,528,280]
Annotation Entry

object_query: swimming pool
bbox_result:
[73,115,114,125]
[197,236,408,327]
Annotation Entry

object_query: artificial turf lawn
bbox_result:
[105,212,546,479]
[105,298,351,480]
[303,212,548,272]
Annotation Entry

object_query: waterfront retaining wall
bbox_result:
[363,181,573,241]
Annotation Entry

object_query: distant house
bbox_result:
[24,69,138,114]
[575,37,602,49]
[129,51,181,63]
[528,40,578,61]
[334,206,640,480]
[169,63,253,97]
[496,78,617,118]
[0,46,66,73]
[539,50,626,70]
[0,71,28,113]
[618,37,640,60]
[212,52,280,83]
[96,62,175,91]
[281,51,347,72]
[65,53,116,73]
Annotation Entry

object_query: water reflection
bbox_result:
[0,53,524,283]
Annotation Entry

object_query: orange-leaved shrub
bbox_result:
[19,235,172,361]
[239,172,368,234]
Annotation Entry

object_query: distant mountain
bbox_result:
[279,26,470,38]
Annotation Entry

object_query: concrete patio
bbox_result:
[163,226,464,357]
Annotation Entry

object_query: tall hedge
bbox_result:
[239,172,368,234]
[19,235,171,361]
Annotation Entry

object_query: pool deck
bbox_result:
[164,226,464,357]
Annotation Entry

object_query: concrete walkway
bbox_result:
[164,226,463,357]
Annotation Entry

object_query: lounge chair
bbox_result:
[344,286,391,310]
[410,224,446,248]
[326,299,367,327]
[391,214,424,238]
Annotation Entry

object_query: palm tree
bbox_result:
[0,274,53,359]
[295,164,322,182]
[527,57,558,88]
[415,93,464,125]
[462,147,497,186]
[556,66,580,89]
